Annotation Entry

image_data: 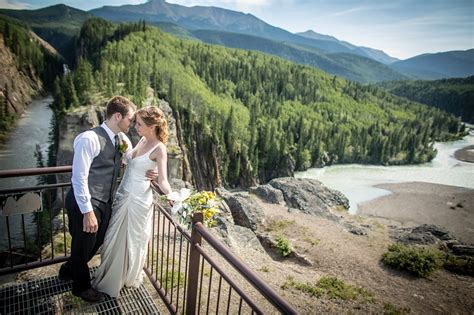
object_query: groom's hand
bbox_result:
[146,168,158,181]
[83,211,98,233]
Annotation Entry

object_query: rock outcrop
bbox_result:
[0,35,42,118]
[268,177,349,221]
[249,184,285,204]
[220,192,264,231]
[390,224,455,245]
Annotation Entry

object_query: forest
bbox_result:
[50,18,465,187]
[1,17,466,187]
[376,77,474,123]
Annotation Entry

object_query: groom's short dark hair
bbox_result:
[105,96,136,119]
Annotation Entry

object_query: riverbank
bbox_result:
[358,182,474,245]
[454,145,474,163]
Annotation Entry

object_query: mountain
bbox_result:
[376,76,474,123]
[54,22,463,186]
[390,49,474,80]
[90,0,397,64]
[297,30,398,65]
[191,29,407,83]
[0,4,93,62]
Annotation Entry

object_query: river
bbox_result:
[296,131,474,214]
[0,96,53,250]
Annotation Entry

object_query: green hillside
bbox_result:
[376,77,474,123]
[52,20,464,188]
[0,4,92,63]
[0,5,407,83]
[191,30,407,83]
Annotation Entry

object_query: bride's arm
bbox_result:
[151,143,172,195]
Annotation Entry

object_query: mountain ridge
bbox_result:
[89,0,397,64]
[391,49,474,80]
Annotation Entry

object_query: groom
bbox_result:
[59,96,137,302]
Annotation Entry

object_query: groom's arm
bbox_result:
[71,132,100,232]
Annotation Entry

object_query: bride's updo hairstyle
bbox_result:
[136,106,169,144]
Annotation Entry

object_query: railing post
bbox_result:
[186,212,203,315]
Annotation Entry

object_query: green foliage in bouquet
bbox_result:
[169,190,220,228]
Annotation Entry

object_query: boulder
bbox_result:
[213,218,264,252]
[392,224,455,245]
[222,192,264,231]
[249,184,285,204]
[268,177,349,221]
[451,245,474,256]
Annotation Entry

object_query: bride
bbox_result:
[92,105,173,297]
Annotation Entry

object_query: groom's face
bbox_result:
[118,109,135,133]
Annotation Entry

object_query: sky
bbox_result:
[0,0,473,59]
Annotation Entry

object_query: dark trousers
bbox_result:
[64,189,112,293]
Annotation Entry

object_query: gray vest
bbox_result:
[87,126,121,203]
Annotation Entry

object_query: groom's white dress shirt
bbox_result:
[71,122,130,214]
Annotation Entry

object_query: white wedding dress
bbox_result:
[92,142,160,298]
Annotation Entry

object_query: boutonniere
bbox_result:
[118,140,128,155]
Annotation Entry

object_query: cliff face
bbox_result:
[55,99,187,186]
[0,35,42,116]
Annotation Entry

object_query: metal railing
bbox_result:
[0,166,72,275]
[0,166,297,314]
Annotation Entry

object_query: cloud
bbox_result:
[328,5,373,17]
[0,0,32,9]
[169,0,274,5]
[167,0,275,12]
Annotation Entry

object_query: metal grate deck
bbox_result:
[0,267,161,314]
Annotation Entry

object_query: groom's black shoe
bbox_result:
[72,288,105,303]
[58,263,72,281]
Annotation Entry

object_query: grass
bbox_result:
[164,270,185,289]
[42,233,72,259]
[370,219,385,231]
[334,205,347,212]
[265,219,295,232]
[303,237,320,246]
[383,303,411,315]
[382,243,444,277]
[282,276,374,302]
[258,266,270,273]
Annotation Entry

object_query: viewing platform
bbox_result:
[1,267,160,314]
[0,166,297,314]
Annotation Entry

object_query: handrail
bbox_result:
[194,221,299,314]
[0,166,72,178]
[0,166,298,314]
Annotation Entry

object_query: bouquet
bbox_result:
[167,188,220,228]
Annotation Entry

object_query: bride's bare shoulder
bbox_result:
[150,142,167,160]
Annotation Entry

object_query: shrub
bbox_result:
[282,276,374,302]
[275,235,292,257]
[382,243,444,277]
[443,254,474,276]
